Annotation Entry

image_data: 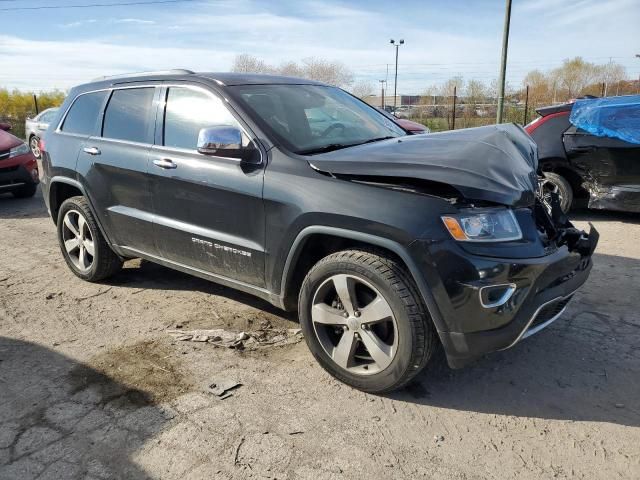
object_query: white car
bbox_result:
[24,108,58,158]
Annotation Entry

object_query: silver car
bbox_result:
[25,108,58,158]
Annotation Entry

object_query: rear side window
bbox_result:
[61,91,107,135]
[163,87,240,150]
[38,110,57,123]
[103,88,155,143]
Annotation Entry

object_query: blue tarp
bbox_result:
[569,95,640,145]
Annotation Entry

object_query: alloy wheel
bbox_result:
[311,274,399,375]
[61,209,95,272]
[539,177,564,212]
[30,136,41,158]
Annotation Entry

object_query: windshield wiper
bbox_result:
[355,136,396,146]
[299,137,397,155]
[298,144,352,155]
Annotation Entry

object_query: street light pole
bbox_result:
[496,0,512,124]
[390,39,404,110]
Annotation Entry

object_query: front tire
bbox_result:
[298,249,436,393]
[57,196,122,282]
[541,172,573,214]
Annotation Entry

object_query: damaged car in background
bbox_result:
[526,94,640,213]
[41,72,598,392]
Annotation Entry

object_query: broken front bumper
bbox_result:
[412,224,599,368]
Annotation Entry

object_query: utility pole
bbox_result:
[523,85,529,125]
[496,0,512,123]
[379,80,386,108]
[636,54,640,94]
[390,39,404,110]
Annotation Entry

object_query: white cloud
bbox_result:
[114,18,156,25]
[2,0,639,93]
[59,19,97,28]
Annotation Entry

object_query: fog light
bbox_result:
[479,283,516,308]
[31,168,39,181]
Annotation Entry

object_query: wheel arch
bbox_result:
[48,176,85,223]
[48,176,116,249]
[278,226,447,334]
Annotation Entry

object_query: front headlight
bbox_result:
[9,143,30,158]
[441,209,522,242]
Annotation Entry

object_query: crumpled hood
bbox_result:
[309,123,539,207]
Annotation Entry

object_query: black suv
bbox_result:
[41,70,598,392]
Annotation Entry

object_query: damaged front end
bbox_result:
[536,182,599,257]
[306,123,599,366]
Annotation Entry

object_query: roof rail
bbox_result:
[91,69,195,82]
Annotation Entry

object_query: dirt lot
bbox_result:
[1,188,639,480]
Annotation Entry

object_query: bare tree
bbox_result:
[598,62,627,96]
[551,57,599,98]
[349,81,375,99]
[277,61,303,77]
[231,54,274,74]
[299,57,353,88]
[230,54,353,88]
[439,76,464,98]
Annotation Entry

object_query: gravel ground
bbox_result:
[1,188,639,480]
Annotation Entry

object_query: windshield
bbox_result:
[230,84,406,154]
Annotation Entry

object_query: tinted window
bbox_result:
[38,109,57,123]
[164,87,240,150]
[61,91,107,135]
[103,88,155,143]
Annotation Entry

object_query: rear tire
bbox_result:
[298,249,436,393]
[541,172,573,213]
[12,184,37,198]
[57,196,122,282]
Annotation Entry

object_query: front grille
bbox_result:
[529,295,573,330]
[0,150,9,161]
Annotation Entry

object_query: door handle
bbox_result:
[83,147,101,155]
[153,158,178,169]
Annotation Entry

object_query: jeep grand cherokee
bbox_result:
[40,70,598,392]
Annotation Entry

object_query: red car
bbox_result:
[0,122,39,198]
[395,117,430,134]
[375,107,430,134]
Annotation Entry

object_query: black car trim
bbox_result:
[118,245,273,301]
[279,225,447,333]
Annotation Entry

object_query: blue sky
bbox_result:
[0,0,638,92]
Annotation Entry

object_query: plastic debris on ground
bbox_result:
[167,324,303,350]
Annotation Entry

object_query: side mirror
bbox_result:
[0,122,12,132]
[197,126,261,164]
[197,126,243,156]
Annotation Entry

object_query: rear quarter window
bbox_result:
[102,88,155,143]
[61,91,108,136]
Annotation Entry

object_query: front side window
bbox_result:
[61,91,107,136]
[231,84,405,154]
[163,87,241,150]
[102,88,155,143]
